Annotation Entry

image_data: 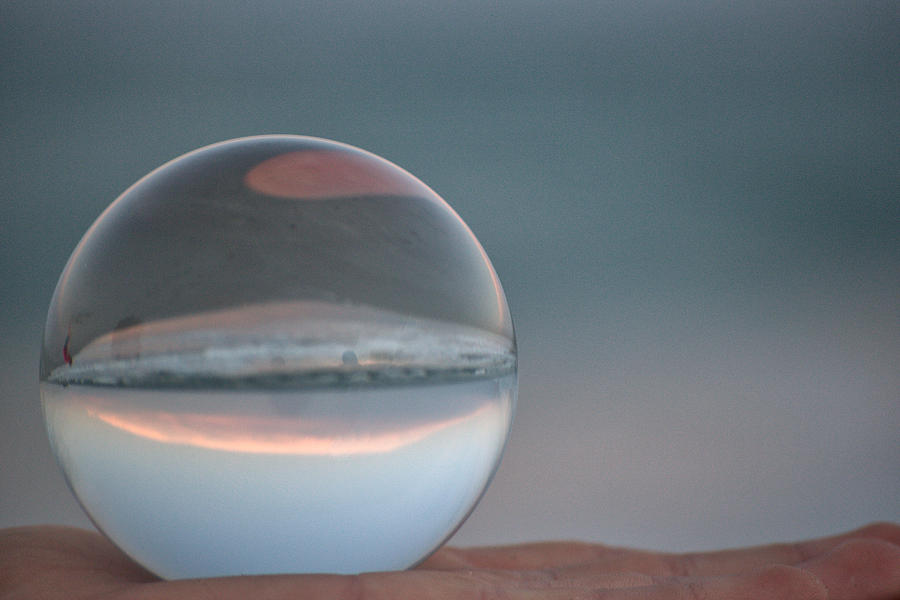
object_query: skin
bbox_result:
[1,523,898,600]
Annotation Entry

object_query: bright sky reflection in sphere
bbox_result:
[39,135,517,579]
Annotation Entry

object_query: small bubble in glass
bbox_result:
[40,135,516,579]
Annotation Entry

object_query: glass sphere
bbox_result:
[40,135,516,579]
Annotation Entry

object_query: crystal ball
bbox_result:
[40,135,516,579]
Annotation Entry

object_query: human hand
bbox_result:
[1,523,898,599]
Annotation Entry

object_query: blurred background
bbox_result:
[2,1,898,552]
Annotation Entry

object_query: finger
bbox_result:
[124,569,649,600]
[603,565,829,600]
[426,522,900,577]
[799,537,900,600]
[422,541,607,569]
[0,526,155,582]
[0,526,157,600]
[358,547,900,600]
[651,522,900,578]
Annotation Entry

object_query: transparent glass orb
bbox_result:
[40,135,516,579]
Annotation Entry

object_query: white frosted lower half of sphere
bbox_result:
[42,376,515,579]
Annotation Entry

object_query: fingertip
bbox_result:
[851,521,900,546]
[803,537,900,599]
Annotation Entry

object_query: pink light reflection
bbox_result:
[244,150,429,200]
[87,404,492,456]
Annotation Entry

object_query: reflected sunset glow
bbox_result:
[244,150,430,200]
[87,403,492,456]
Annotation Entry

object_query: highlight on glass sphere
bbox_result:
[39,135,516,579]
